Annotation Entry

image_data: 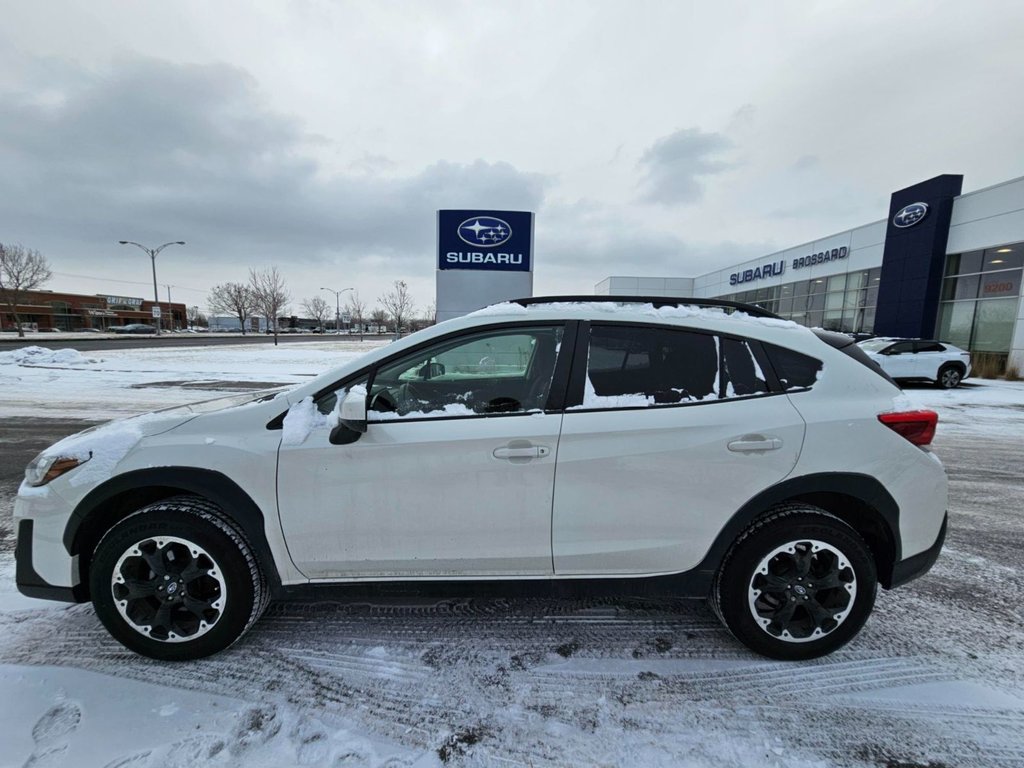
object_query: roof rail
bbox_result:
[508,295,782,320]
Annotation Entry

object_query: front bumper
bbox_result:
[888,512,948,589]
[15,519,87,602]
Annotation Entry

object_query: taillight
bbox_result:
[878,410,938,446]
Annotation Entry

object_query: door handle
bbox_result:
[493,444,551,460]
[728,436,783,453]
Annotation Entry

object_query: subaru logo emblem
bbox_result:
[893,202,929,228]
[458,216,512,248]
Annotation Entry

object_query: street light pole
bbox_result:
[118,240,185,336]
[320,287,352,335]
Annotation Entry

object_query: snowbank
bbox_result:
[0,345,100,366]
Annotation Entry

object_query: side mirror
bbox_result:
[329,386,367,445]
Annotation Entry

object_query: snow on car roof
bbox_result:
[468,299,803,330]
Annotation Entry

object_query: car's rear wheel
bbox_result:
[937,364,963,389]
[89,496,268,660]
[711,505,877,660]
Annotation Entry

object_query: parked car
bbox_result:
[110,324,158,335]
[857,337,972,388]
[14,297,947,661]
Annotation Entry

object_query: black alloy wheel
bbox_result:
[712,505,877,660]
[90,496,268,660]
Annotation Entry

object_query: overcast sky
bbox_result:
[2,0,1022,318]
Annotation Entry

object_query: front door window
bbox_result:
[368,326,564,419]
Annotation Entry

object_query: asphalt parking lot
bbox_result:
[1,413,1022,766]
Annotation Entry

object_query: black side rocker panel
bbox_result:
[63,467,283,594]
[16,519,87,602]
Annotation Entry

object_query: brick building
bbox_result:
[1,289,186,331]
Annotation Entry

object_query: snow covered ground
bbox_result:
[0,340,391,419]
[1,343,1023,766]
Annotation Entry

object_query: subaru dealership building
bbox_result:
[597,174,1024,373]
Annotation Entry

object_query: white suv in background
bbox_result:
[858,337,972,388]
[14,297,948,661]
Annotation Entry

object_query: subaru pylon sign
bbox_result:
[438,210,533,272]
[436,209,535,322]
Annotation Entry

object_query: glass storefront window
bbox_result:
[863,305,876,332]
[822,311,842,331]
[778,297,793,314]
[982,247,1023,272]
[946,251,984,276]
[780,283,794,298]
[848,271,869,290]
[972,298,1017,352]
[792,280,810,297]
[941,275,980,301]
[844,289,864,310]
[825,292,844,311]
[937,301,976,349]
[978,269,1021,300]
[806,310,824,328]
[827,274,847,293]
[808,293,825,311]
[808,279,827,294]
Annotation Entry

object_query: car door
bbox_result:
[880,341,918,378]
[551,323,807,576]
[276,324,568,579]
[913,341,946,379]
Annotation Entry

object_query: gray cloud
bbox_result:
[636,128,733,205]
[792,154,819,171]
[0,56,548,272]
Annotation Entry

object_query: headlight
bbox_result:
[24,452,88,487]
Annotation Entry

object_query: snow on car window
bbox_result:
[575,325,724,408]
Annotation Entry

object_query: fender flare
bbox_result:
[692,471,902,587]
[63,467,283,591]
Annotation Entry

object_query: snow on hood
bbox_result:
[37,411,183,488]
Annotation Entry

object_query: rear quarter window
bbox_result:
[762,343,823,390]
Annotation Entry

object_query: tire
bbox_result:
[937,364,963,389]
[89,495,269,660]
[710,505,877,660]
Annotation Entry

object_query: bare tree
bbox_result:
[0,243,52,338]
[301,295,330,331]
[208,282,255,334]
[370,308,388,334]
[186,306,208,329]
[248,267,291,346]
[345,290,367,341]
[378,280,415,338]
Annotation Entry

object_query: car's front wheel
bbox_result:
[89,496,269,660]
[711,505,877,660]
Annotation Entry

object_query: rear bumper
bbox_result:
[15,519,87,603]
[888,512,947,589]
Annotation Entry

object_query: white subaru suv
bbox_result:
[14,297,948,661]
[857,337,973,388]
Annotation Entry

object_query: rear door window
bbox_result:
[580,325,769,408]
